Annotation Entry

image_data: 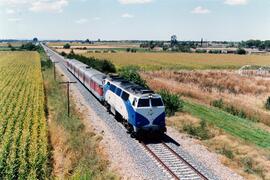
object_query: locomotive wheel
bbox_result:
[130,132,137,138]
[126,123,134,134]
[115,111,122,122]
[105,103,111,113]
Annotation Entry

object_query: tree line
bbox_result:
[240,40,270,50]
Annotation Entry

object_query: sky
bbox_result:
[0,0,270,41]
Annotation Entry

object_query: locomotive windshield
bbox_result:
[151,98,163,107]
[137,99,150,107]
[137,98,164,107]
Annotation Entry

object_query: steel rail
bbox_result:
[141,142,180,180]
[161,142,208,180]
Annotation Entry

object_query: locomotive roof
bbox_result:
[107,75,155,96]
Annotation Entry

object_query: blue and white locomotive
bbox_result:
[65,59,166,136]
[103,76,166,134]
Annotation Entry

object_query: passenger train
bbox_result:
[66,59,166,136]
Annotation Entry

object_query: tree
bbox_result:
[63,43,71,49]
[21,43,38,51]
[264,40,270,49]
[85,39,90,44]
[149,41,155,49]
[158,89,183,116]
[245,39,261,48]
[119,66,147,87]
[162,44,169,51]
[131,49,137,53]
[236,48,246,55]
[61,51,67,56]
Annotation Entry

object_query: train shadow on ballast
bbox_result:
[138,133,180,147]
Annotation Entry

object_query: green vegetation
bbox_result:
[0,51,50,179]
[60,51,67,56]
[241,157,264,177]
[183,100,270,148]
[195,49,207,53]
[183,119,211,140]
[265,97,270,110]
[208,49,222,54]
[118,66,147,87]
[210,99,250,120]
[67,54,116,73]
[21,42,40,51]
[41,48,117,179]
[240,39,270,50]
[217,146,234,159]
[126,48,137,53]
[139,39,194,52]
[63,43,71,49]
[236,48,247,55]
[158,90,183,116]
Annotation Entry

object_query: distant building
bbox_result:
[153,47,163,51]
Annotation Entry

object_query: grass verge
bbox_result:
[183,100,270,149]
[167,112,270,179]
[40,49,117,179]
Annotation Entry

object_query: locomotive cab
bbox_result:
[103,77,166,135]
[132,95,166,133]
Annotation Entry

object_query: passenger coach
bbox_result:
[66,59,106,101]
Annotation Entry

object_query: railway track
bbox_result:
[43,45,216,180]
[141,140,208,180]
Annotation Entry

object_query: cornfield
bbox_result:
[0,52,49,179]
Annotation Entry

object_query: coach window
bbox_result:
[110,84,116,92]
[116,88,122,96]
[121,91,129,101]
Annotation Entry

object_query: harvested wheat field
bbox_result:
[84,52,270,70]
[143,70,270,126]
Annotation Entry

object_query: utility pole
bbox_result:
[59,81,77,117]
[53,62,59,80]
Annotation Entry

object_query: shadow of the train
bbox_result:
[139,133,180,146]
